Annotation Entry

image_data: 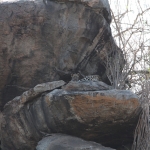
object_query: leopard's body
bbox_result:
[79,75,100,82]
[71,74,101,82]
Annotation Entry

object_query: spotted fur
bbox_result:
[79,75,100,82]
[71,74,101,82]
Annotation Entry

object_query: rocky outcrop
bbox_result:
[36,134,115,150]
[0,0,133,150]
[1,81,141,150]
[62,80,112,91]
[0,0,123,109]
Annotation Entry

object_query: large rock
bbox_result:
[0,0,123,109]
[62,80,112,91]
[36,134,115,150]
[4,80,66,111]
[1,82,141,150]
[51,0,112,23]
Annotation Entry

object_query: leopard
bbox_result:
[79,75,101,82]
[71,73,80,81]
[71,74,101,82]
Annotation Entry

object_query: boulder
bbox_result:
[0,0,130,150]
[62,80,112,91]
[51,0,112,24]
[4,80,65,113]
[0,0,123,109]
[36,134,115,150]
[1,82,141,150]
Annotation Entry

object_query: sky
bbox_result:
[109,0,150,71]
[109,0,150,43]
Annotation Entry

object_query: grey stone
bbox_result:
[4,80,65,113]
[36,134,115,150]
[62,80,112,91]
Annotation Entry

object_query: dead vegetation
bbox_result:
[108,0,150,149]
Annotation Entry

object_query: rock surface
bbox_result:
[0,0,132,150]
[62,80,112,91]
[0,0,123,109]
[36,134,115,150]
[51,0,112,24]
[4,80,66,112]
[1,81,141,150]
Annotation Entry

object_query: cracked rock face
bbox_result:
[1,81,141,150]
[0,0,122,109]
